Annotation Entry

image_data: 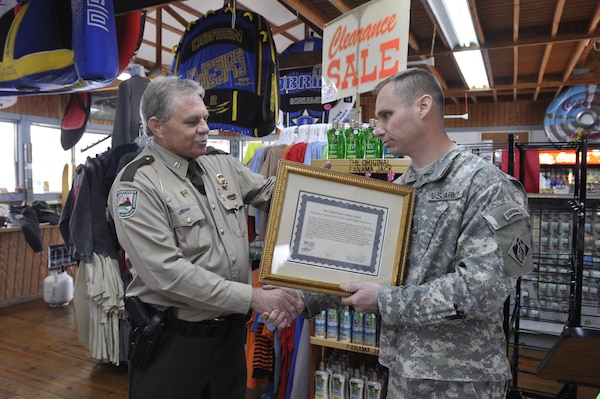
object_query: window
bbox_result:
[0,121,16,192]
[207,138,230,154]
[73,132,111,166]
[30,124,112,194]
[30,124,71,194]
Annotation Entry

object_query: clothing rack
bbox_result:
[81,134,111,152]
[276,123,330,145]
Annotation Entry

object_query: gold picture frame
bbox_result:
[258,160,415,296]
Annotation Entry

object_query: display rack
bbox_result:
[308,327,384,399]
[514,138,600,331]
[509,135,600,398]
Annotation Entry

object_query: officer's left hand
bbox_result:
[340,282,381,314]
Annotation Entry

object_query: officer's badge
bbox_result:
[116,189,139,218]
[216,173,228,189]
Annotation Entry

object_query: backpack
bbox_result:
[171,6,279,137]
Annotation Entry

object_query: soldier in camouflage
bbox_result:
[301,68,534,398]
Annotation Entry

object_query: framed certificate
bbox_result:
[258,160,415,296]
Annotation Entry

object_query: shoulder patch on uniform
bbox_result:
[120,155,154,182]
[116,189,139,218]
[483,203,527,230]
[508,235,530,268]
[483,203,534,276]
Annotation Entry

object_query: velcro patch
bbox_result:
[508,235,530,268]
[428,190,463,201]
[483,203,534,276]
[116,189,139,219]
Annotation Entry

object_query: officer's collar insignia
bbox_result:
[216,173,228,189]
[181,189,189,197]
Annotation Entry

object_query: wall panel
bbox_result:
[0,225,68,307]
[1,92,549,130]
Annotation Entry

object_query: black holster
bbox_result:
[125,296,168,369]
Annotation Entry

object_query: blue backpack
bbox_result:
[171,6,279,137]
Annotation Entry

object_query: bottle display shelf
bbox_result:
[310,336,379,356]
[312,158,410,174]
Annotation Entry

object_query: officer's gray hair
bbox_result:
[139,76,206,137]
[374,68,445,114]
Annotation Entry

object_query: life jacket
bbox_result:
[0,0,142,95]
[279,37,326,126]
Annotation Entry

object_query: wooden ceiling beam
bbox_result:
[271,19,304,43]
[171,1,203,19]
[155,8,163,66]
[534,46,552,102]
[278,0,328,28]
[327,0,351,13]
[445,77,600,98]
[469,0,485,46]
[114,0,177,14]
[163,4,189,27]
[409,31,600,59]
[535,0,564,101]
[554,1,600,97]
[145,13,185,36]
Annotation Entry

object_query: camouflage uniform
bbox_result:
[389,376,509,398]
[303,145,533,397]
[378,145,532,391]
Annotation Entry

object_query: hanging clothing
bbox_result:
[60,146,138,365]
[73,253,124,365]
[111,74,150,148]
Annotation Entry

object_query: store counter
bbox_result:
[0,224,65,307]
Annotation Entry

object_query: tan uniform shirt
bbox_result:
[108,142,275,322]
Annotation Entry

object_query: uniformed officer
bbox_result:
[295,68,534,398]
[108,76,304,399]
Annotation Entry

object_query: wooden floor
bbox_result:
[509,346,600,399]
[1,299,598,399]
[0,299,268,399]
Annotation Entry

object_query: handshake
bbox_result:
[251,285,305,329]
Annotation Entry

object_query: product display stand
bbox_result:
[508,134,600,399]
[536,326,600,397]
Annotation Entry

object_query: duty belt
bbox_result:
[167,313,246,337]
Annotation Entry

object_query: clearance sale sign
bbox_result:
[322,0,410,102]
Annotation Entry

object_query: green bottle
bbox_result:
[326,121,345,159]
[345,121,363,159]
[363,118,381,159]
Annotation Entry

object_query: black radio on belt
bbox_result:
[125,296,168,368]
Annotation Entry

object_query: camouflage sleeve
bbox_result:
[300,290,341,319]
[378,178,529,327]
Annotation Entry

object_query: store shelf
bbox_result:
[310,336,379,356]
[312,158,410,174]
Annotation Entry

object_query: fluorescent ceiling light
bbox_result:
[453,50,489,89]
[427,0,478,49]
[427,0,490,89]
